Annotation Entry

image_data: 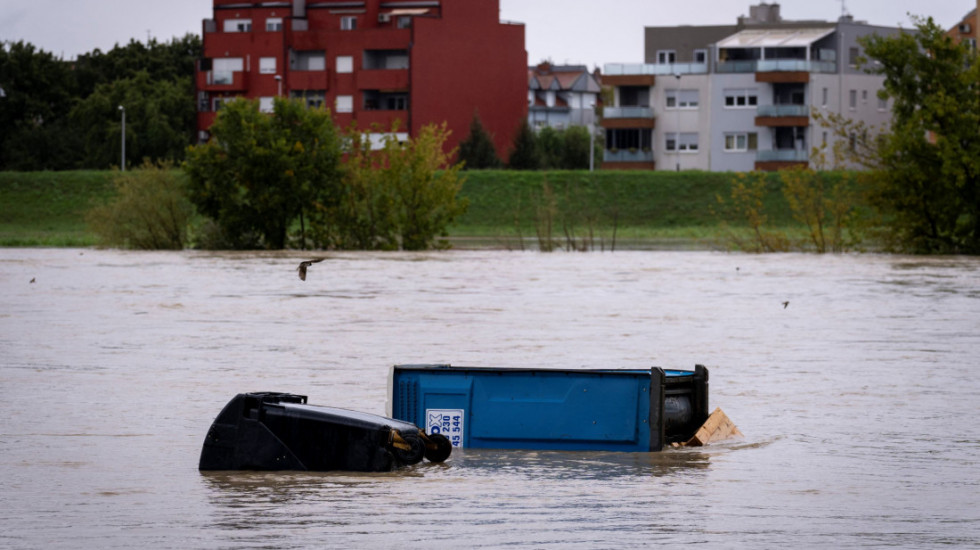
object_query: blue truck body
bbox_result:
[387,364,708,452]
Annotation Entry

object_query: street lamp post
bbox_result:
[674,73,681,172]
[118,105,126,171]
[589,101,596,172]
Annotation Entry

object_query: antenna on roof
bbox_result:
[837,0,848,17]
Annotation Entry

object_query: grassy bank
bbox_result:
[0,171,117,246]
[450,170,817,250]
[1,169,827,249]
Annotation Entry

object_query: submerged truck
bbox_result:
[199,392,452,472]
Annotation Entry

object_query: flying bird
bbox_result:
[296,258,325,281]
[782,301,790,309]
[30,277,35,284]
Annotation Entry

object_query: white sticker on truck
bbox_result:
[426,409,464,448]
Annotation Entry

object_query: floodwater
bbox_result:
[1,248,978,548]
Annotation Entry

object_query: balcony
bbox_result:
[605,149,654,162]
[603,63,708,76]
[200,70,248,91]
[600,107,655,129]
[289,69,330,91]
[604,106,654,119]
[758,59,835,73]
[755,104,809,127]
[601,148,655,170]
[356,69,409,91]
[755,149,808,171]
[717,59,836,76]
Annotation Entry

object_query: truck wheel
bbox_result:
[394,434,426,465]
[424,433,452,463]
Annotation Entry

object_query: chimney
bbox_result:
[746,3,782,24]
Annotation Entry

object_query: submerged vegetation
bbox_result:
[2,166,878,252]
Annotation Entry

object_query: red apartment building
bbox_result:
[946,3,979,51]
[197,0,527,160]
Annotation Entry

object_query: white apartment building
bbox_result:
[601,3,903,171]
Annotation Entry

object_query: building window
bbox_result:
[877,94,888,111]
[292,50,325,71]
[259,57,276,74]
[724,88,758,108]
[336,95,353,113]
[666,89,699,109]
[266,18,283,31]
[605,128,652,151]
[397,15,412,29]
[849,89,857,110]
[861,90,868,103]
[336,55,353,74]
[849,46,860,67]
[724,132,758,152]
[223,19,252,32]
[259,97,274,113]
[822,131,828,146]
[665,132,698,152]
[656,50,676,64]
[693,49,708,64]
[341,16,357,30]
[364,91,409,111]
[821,87,828,107]
[212,57,243,84]
[212,96,234,111]
[363,49,409,70]
[291,90,325,109]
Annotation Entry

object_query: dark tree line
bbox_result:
[457,114,602,170]
[0,36,200,170]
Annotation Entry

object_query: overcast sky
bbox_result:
[0,0,969,69]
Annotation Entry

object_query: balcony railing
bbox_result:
[604,106,654,119]
[203,71,248,90]
[603,63,708,76]
[757,149,809,162]
[756,104,809,117]
[758,59,836,73]
[717,59,836,73]
[605,149,655,162]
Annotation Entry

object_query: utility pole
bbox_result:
[118,105,126,171]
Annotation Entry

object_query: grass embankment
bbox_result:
[451,170,805,249]
[0,171,117,246]
[1,169,814,249]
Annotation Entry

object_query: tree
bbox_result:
[320,123,468,250]
[390,124,469,250]
[0,41,80,169]
[859,17,980,253]
[0,36,201,170]
[537,126,563,169]
[183,97,343,249]
[321,125,400,250]
[457,113,501,169]
[507,119,541,170]
[70,70,194,168]
[560,125,592,170]
[86,161,193,249]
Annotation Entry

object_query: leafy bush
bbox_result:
[86,161,193,249]
[318,123,468,250]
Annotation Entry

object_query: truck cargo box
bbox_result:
[387,365,708,452]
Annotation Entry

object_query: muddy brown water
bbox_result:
[2,248,978,548]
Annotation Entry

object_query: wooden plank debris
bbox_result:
[684,407,743,446]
